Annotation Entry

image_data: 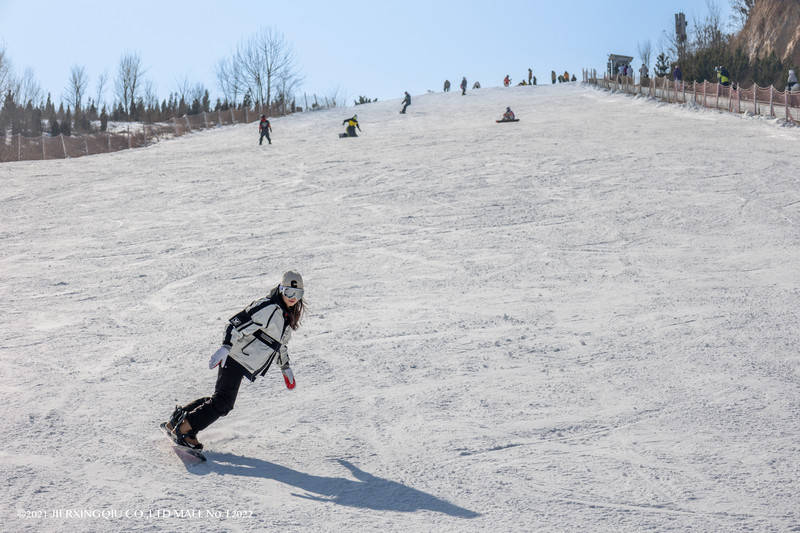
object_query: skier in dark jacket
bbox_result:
[460,76,467,95]
[162,271,306,451]
[341,114,361,137]
[258,115,272,145]
[400,91,411,114]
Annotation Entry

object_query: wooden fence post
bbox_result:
[230,107,235,124]
[736,87,741,114]
[203,112,209,129]
[18,133,21,161]
[769,85,774,117]
[107,133,111,152]
[753,84,757,115]
[60,134,67,158]
[184,116,191,132]
[786,88,790,121]
[42,134,46,160]
[84,136,89,156]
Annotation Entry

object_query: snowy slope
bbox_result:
[1,84,799,532]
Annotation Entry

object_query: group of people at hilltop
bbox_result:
[503,70,538,87]
[442,77,470,95]
[553,70,575,83]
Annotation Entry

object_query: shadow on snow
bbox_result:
[194,453,480,518]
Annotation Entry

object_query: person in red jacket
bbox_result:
[258,115,272,145]
[503,75,511,87]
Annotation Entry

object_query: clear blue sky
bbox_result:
[0,0,734,106]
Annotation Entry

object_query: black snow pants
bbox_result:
[184,358,247,433]
[259,130,271,145]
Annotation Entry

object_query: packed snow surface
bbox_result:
[2,84,799,532]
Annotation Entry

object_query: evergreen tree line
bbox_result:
[0,87,284,138]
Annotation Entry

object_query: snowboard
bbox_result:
[496,119,520,123]
[160,422,207,461]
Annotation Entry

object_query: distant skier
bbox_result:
[472,81,481,89]
[504,75,511,87]
[161,271,306,453]
[528,67,533,85]
[400,91,411,114]
[444,79,451,92]
[460,76,467,95]
[716,66,730,87]
[341,114,361,137]
[551,70,556,84]
[258,115,272,145]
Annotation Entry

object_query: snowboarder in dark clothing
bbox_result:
[161,271,306,452]
[341,114,361,137]
[443,79,451,92]
[400,91,411,114]
[258,115,272,145]
[460,76,467,95]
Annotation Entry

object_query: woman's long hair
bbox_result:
[269,286,305,330]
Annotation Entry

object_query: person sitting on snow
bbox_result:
[341,114,361,137]
[501,107,516,121]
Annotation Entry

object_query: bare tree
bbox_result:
[228,27,300,113]
[0,45,11,98]
[730,0,755,30]
[216,56,244,106]
[95,69,108,110]
[174,74,191,103]
[188,83,206,106]
[114,51,145,116]
[64,64,88,112]
[692,0,726,51]
[10,67,43,106]
[637,40,653,71]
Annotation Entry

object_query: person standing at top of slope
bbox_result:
[400,91,411,114]
[258,115,272,145]
[162,271,307,451]
[528,67,533,85]
[503,75,511,87]
[443,79,451,92]
[551,70,556,84]
[460,76,467,95]
[341,114,361,137]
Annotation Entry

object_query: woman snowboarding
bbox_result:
[340,114,361,137]
[161,271,307,453]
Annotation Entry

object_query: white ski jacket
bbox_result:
[223,295,292,381]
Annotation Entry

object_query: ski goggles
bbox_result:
[279,285,304,300]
